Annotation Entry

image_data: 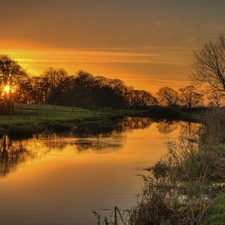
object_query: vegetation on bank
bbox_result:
[94,108,225,225]
[0,103,207,137]
[0,103,148,136]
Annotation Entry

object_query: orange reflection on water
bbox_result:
[0,119,196,225]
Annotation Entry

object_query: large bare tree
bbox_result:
[191,34,225,92]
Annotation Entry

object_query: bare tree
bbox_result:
[179,86,204,107]
[157,87,179,107]
[191,34,225,92]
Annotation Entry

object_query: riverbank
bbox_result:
[0,104,139,136]
[0,114,122,137]
[142,109,225,225]
[94,108,225,225]
[0,103,205,137]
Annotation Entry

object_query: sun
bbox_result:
[4,85,10,94]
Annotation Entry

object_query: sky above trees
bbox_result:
[1,0,225,94]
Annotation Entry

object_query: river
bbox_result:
[0,117,198,225]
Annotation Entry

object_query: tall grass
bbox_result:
[95,108,225,224]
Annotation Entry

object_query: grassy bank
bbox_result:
[0,103,144,136]
[0,103,206,137]
[7,103,118,123]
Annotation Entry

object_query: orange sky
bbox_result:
[1,0,225,95]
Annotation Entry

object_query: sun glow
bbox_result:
[4,85,10,94]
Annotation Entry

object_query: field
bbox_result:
[0,103,127,136]
[0,103,109,124]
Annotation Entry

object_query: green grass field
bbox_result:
[0,103,143,136]
[0,103,103,124]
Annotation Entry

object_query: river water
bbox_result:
[0,117,197,225]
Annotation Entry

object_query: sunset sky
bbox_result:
[1,0,225,95]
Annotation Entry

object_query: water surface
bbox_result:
[0,117,196,225]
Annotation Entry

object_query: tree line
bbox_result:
[1,34,225,114]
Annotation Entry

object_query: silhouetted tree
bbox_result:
[179,86,204,107]
[66,72,130,109]
[107,79,128,107]
[0,55,29,114]
[207,90,225,107]
[55,75,77,106]
[17,77,33,104]
[41,67,68,104]
[157,87,179,107]
[191,34,225,93]
[130,90,158,107]
[30,76,42,104]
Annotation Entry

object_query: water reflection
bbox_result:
[179,121,201,141]
[0,136,26,177]
[156,120,201,140]
[0,117,201,225]
[156,120,178,134]
[72,117,154,138]
[0,117,200,178]
[0,135,52,177]
[0,117,154,177]
[75,139,122,152]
